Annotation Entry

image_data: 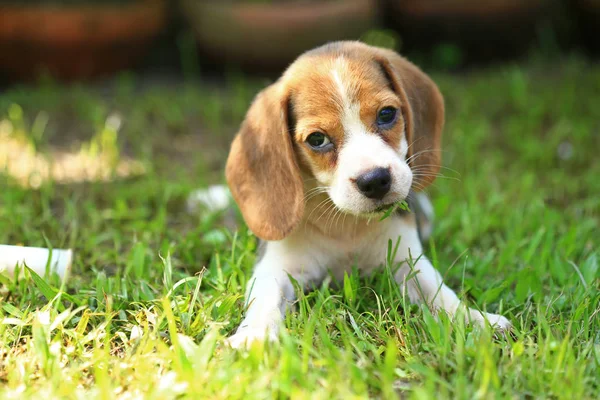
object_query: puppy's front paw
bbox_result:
[225,327,279,349]
[469,309,512,332]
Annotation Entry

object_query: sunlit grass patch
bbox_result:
[0,59,599,398]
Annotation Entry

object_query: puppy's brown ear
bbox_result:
[375,49,445,190]
[225,83,304,241]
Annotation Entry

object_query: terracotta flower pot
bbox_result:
[179,0,378,72]
[0,0,167,81]
[384,0,550,63]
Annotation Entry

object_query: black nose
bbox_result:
[355,168,392,200]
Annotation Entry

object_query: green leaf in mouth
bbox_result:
[379,200,410,221]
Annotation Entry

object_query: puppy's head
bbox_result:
[226,41,444,241]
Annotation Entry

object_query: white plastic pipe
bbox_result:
[0,245,72,280]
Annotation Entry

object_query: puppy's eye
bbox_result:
[377,107,397,126]
[306,132,332,150]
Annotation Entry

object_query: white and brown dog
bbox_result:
[223,41,511,348]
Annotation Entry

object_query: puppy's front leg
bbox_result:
[392,219,511,330]
[227,260,295,349]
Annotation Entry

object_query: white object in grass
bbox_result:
[0,245,73,279]
[187,185,232,214]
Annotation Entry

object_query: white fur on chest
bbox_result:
[258,215,417,284]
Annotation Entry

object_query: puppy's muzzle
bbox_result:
[355,167,391,200]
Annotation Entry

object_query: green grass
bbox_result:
[0,57,599,399]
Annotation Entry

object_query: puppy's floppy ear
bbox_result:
[375,49,445,190]
[225,82,304,241]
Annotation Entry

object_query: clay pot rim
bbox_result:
[0,0,166,43]
[182,0,375,22]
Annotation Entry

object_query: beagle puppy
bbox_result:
[225,41,511,348]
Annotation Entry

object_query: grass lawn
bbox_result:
[0,57,599,399]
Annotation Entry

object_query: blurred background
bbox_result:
[0,0,598,238]
[0,0,597,83]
